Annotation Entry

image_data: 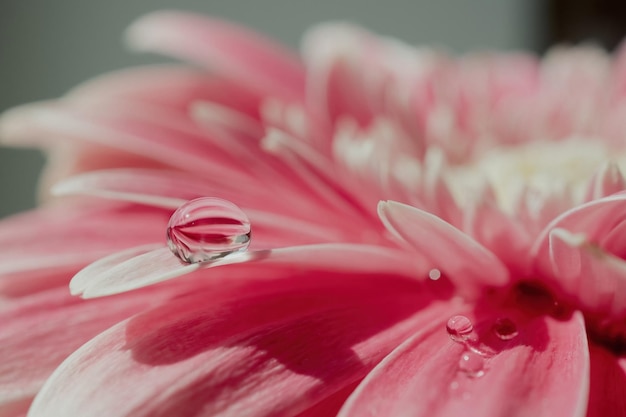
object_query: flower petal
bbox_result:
[67,65,262,118]
[0,204,166,297]
[0,284,175,414]
[462,195,533,274]
[126,11,305,101]
[70,245,200,298]
[339,310,589,417]
[28,271,456,417]
[51,169,367,246]
[378,200,509,295]
[0,101,253,183]
[549,228,626,318]
[586,344,626,417]
[532,192,626,276]
[583,162,626,202]
[71,243,429,299]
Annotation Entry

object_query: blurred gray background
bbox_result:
[0,0,543,218]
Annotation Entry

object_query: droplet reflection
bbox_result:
[492,317,518,340]
[458,351,485,378]
[167,197,251,263]
[446,315,474,342]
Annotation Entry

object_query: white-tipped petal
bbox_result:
[71,245,200,298]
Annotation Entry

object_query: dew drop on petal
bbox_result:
[458,351,485,378]
[428,268,441,280]
[166,197,251,264]
[446,315,474,342]
[492,317,518,340]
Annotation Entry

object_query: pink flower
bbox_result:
[2,10,626,417]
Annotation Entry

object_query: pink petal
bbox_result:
[378,200,509,295]
[583,162,626,202]
[0,284,176,413]
[51,169,366,246]
[71,243,429,298]
[339,310,589,417]
[600,219,626,258]
[586,344,626,417]
[263,129,378,224]
[126,11,305,101]
[28,272,457,417]
[69,245,199,298]
[302,23,378,125]
[549,228,626,318]
[532,192,626,276]
[67,65,262,118]
[0,101,253,183]
[462,194,533,274]
[52,170,188,209]
[0,204,166,297]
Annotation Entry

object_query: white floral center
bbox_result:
[446,138,626,213]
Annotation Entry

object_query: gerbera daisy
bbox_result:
[1,10,625,417]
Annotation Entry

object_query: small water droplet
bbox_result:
[428,268,441,280]
[446,315,474,342]
[167,197,251,263]
[458,351,485,378]
[492,317,518,340]
[449,381,459,391]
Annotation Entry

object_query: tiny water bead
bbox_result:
[428,268,441,280]
[458,351,485,378]
[446,315,474,342]
[492,317,519,341]
[166,197,251,264]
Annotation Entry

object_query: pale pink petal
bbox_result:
[339,310,589,417]
[549,228,626,318]
[600,219,626,258]
[420,147,462,226]
[50,169,366,246]
[302,23,377,125]
[36,144,169,202]
[67,65,262,117]
[262,129,378,224]
[0,204,166,297]
[462,195,533,274]
[0,284,176,414]
[378,200,509,295]
[1,101,256,182]
[583,162,626,202]
[532,192,626,277]
[70,245,200,298]
[126,11,305,101]
[586,344,626,417]
[52,170,188,209]
[71,243,429,299]
[28,272,458,417]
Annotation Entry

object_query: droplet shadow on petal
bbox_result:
[122,271,444,384]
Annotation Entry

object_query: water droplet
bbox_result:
[428,268,441,280]
[458,351,485,378]
[492,317,518,340]
[446,315,474,342]
[167,197,251,263]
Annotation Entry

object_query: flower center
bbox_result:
[445,138,626,213]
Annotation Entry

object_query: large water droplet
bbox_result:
[446,315,474,342]
[167,197,251,263]
[458,351,485,378]
[492,317,518,340]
